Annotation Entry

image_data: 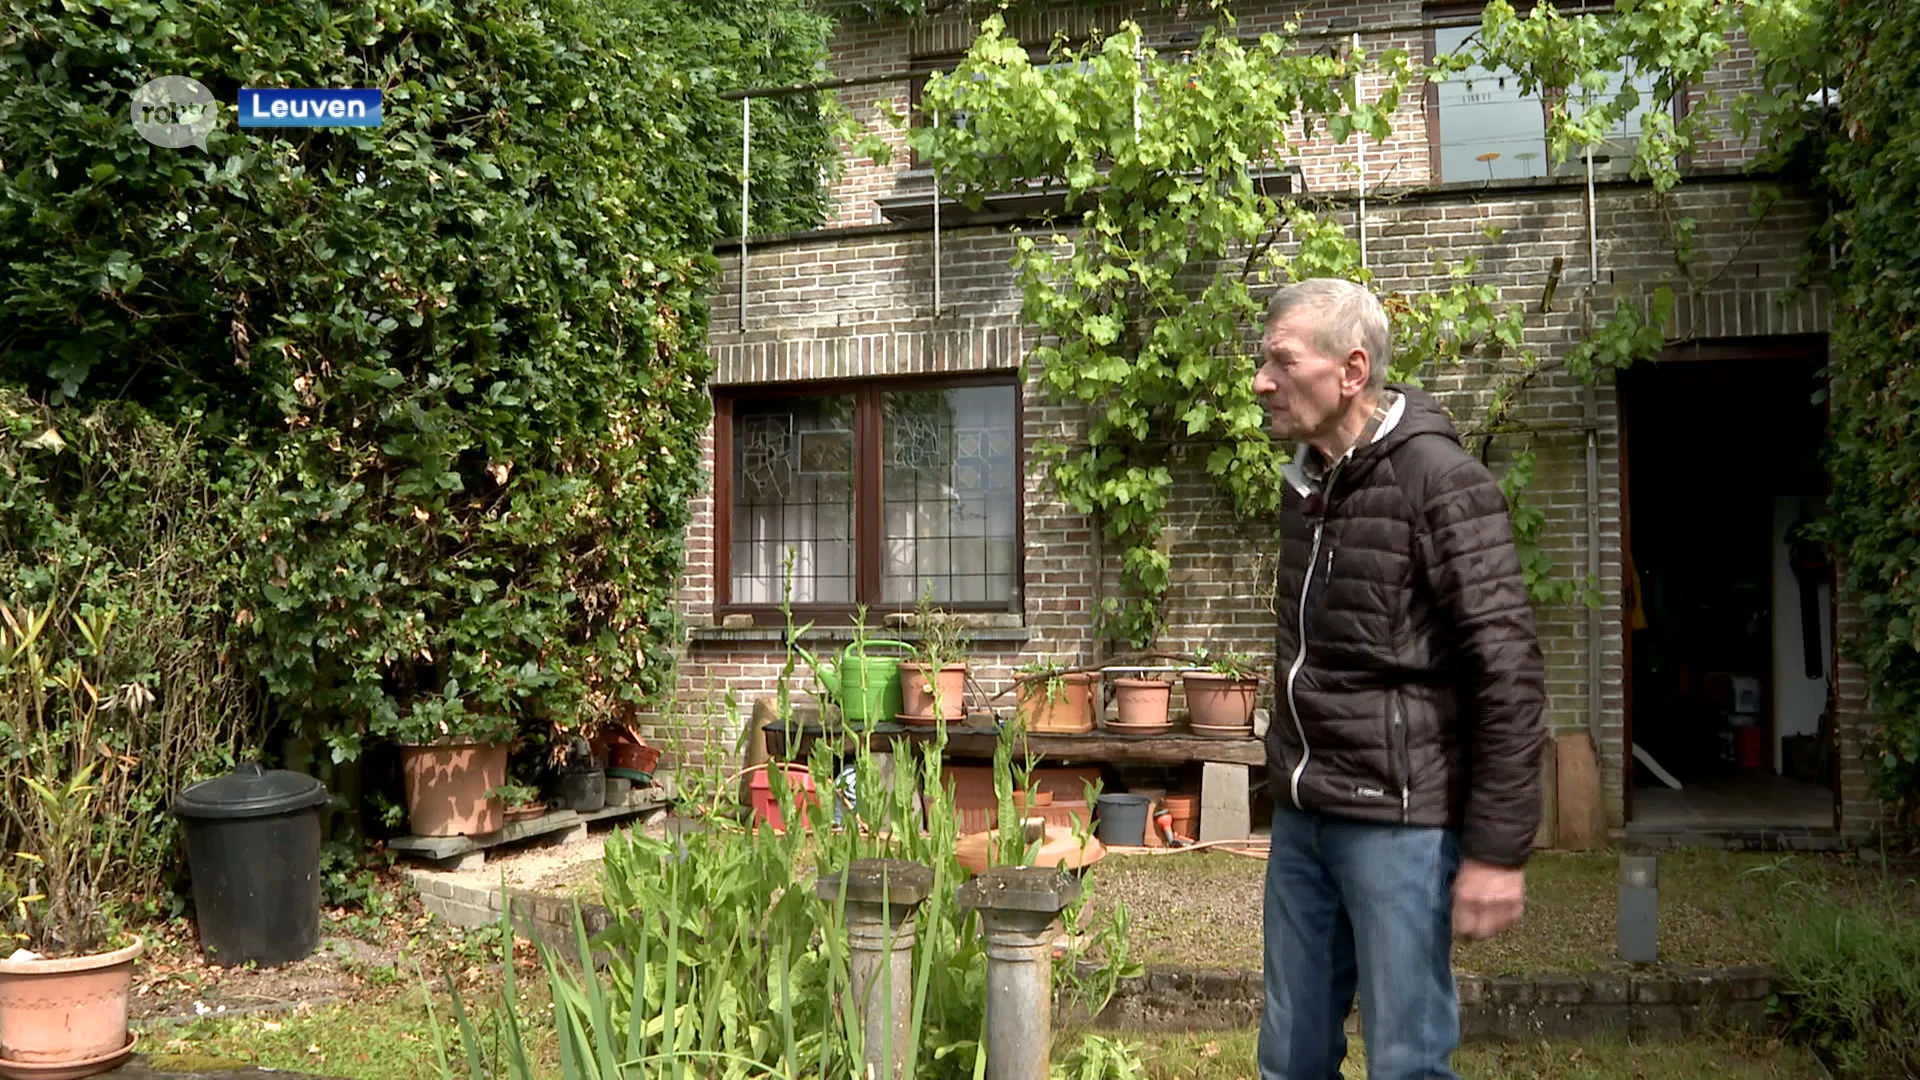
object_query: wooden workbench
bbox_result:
[762,720,1263,767]
[762,720,1262,840]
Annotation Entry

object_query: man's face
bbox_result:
[1252,308,1362,443]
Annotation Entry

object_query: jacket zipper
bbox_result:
[1393,702,1411,823]
[1285,460,1343,810]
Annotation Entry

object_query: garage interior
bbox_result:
[1620,343,1837,835]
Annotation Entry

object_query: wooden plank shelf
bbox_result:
[763,722,1264,767]
[389,791,668,867]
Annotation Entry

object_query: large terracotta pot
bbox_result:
[898,662,966,725]
[1016,672,1094,734]
[1110,678,1173,732]
[1182,672,1257,734]
[0,935,142,1075]
[399,742,508,837]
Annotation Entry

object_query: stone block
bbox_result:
[1197,763,1251,842]
[1580,1003,1632,1038]
[1454,974,1485,1006]
[1533,974,1589,1006]
[1671,968,1721,1005]
[545,821,591,846]
[1630,973,1676,1004]
[1191,970,1241,1000]
[1629,1003,1687,1039]
[1146,968,1191,995]
[1588,971,1631,1005]
[1486,976,1537,1006]
[956,865,1082,915]
[406,872,452,899]
[448,882,499,913]
[1721,965,1776,1001]
[1712,999,1770,1032]
[423,894,497,930]
[436,851,486,873]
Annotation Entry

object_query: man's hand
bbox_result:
[1452,859,1526,940]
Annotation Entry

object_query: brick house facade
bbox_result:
[658,0,1879,844]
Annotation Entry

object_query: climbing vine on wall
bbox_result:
[911,17,1406,645]
[905,2,1741,647]
[1808,0,1920,816]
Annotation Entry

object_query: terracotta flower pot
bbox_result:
[609,742,662,775]
[898,662,966,725]
[1163,793,1200,842]
[502,802,548,825]
[1182,671,1257,733]
[0,935,142,1074]
[399,742,508,837]
[1110,678,1173,732]
[1016,672,1094,734]
[1011,789,1054,809]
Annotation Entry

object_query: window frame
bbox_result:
[713,372,1026,625]
[1423,1,1684,184]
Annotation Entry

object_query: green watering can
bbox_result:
[794,639,915,725]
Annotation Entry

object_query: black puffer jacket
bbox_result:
[1267,386,1547,868]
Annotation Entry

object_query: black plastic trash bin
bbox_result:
[173,763,331,967]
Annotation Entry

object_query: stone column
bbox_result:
[956,866,1082,1080]
[817,859,935,1080]
[1618,852,1659,964]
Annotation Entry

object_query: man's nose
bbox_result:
[1252,367,1275,395]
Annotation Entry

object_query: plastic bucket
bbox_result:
[1094,793,1153,847]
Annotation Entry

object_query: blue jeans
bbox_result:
[1259,806,1462,1080]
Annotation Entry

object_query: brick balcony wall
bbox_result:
[808,0,1772,232]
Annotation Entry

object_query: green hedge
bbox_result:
[1,0,836,765]
[1822,0,1920,818]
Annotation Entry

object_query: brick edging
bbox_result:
[1079,961,1778,1039]
[409,871,1776,1041]
[405,869,614,953]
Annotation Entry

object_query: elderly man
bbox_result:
[1251,278,1547,1080]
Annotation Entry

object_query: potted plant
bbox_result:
[1108,675,1173,733]
[378,697,517,838]
[897,590,971,726]
[1013,659,1094,734]
[1182,648,1262,735]
[490,782,547,825]
[0,600,145,1077]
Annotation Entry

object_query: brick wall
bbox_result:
[1687,27,1768,174]
[651,167,1874,837]
[654,0,1874,838]
[1833,569,1882,840]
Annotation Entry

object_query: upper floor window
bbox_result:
[1429,8,1661,182]
[716,377,1022,620]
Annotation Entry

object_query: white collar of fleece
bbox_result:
[1281,390,1407,499]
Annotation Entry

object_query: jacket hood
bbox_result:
[1281,385,1461,498]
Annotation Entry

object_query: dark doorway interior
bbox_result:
[1621,347,1837,834]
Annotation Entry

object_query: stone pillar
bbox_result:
[1618,853,1658,965]
[817,859,934,1080]
[956,866,1082,1080]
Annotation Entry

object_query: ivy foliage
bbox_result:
[1815,0,1920,813]
[0,0,838,762]
[1468,0,1736,192]
[913,15,1409,645]
[906,7,1712,645]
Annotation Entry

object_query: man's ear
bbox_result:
[1342,349,1372,397]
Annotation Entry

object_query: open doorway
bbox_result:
[1621,341,1837,835]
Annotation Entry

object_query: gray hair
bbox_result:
[1264,278,1392,391]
